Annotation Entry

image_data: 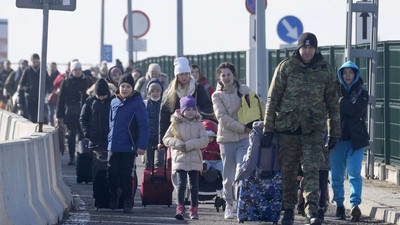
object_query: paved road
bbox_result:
[59,152,394,225]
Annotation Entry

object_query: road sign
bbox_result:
[356,1,372,44]
[277,15,303,43]
[123,10,150,39]
[0,19,7,61]
[126,38,147,52]
[245,0,267,15]
[103,45,112,63]
[16,0,76,11]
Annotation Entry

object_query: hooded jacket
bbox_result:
[201,120,220,160]
[144,78,164,143]
[211,81,251,143]
[108,91,149,154]
[163,110,208,172]
[135,72,169,100]
[337,61,369,150]
[80,93,112,150]
[263,50,340,138]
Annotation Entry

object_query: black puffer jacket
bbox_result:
[79,95,111,150]
[339,77,369,150]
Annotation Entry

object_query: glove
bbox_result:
[175,141,186,151]
[261,132,273,148]
[325,137,339,151]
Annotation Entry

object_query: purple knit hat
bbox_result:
[180,95,196,113]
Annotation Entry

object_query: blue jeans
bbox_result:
[330,140,364,208]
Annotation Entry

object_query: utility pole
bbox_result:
[177,0,183,57]
[127,0,134,61]
[100,0,104,63]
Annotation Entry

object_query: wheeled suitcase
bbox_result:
[76,139,92,183]
[141,147,174,207]
[92,151,138,209]
[237,141,282,224]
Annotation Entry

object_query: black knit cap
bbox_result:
[297,32,318,50]
[95,78,109,96]
[118,73,135,88]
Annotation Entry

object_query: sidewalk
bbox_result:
[333,178,400,225]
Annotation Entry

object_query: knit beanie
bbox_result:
[174,57,191,76]
[70,60,82,71]
[118,74,135,88]
[147,78,163,91]
[95,78,109,96]
[297,32,318,50]
[180,95,196,113]
[147,63,161,74]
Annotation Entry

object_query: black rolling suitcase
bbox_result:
[92,151,138,209]
[76,139,92,183]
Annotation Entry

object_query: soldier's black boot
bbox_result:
[317,208,325,223]
[281,209,294,225]
[306,213,322,225]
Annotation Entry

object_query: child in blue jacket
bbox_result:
[107,74,149,213]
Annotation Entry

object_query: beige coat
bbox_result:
[212,82,251,143]
[163,110,208,171]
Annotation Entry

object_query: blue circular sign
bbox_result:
[277,15,303,43]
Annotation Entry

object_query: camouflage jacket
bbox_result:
[263,51,340,138]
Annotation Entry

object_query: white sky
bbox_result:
[0,0,399,68]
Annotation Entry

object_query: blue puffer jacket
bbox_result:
[108,91,149,154]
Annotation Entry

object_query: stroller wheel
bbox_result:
[221,198,226,212]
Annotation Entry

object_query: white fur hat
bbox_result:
[174,57,191,76]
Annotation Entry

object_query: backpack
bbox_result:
[237,91,264,128]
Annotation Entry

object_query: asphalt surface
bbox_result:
[59,151,394,225]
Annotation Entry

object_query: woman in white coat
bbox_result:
[211,62,251,220]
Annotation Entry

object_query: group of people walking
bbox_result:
[0,31,369,225]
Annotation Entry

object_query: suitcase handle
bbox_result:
[151,146,168,179]
[256,142,276,176]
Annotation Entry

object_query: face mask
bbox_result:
[150,96,161,101]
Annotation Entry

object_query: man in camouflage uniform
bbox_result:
[261,32,340,225]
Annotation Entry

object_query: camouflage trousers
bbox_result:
[279,132,323,215]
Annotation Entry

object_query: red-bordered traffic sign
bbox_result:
[245,0,267,15]
[123,10,150,39]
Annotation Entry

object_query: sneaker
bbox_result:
[189,207,199,219]
[224,204,234,219]
[281,209,294,225]
[306,213,322,225]
[335,206,346,220]
[109,188,122,210]
[350,205,361,222]
[317,208,325,223]
[175,204,184,220]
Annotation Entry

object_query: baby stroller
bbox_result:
[198,167,225,212]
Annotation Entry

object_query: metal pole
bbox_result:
[256,0,267,100]
[177,0,183,57]
[367,0,378,178]
[345,0,353,61]
[127,0,134,61]
[38,0,50,132]
[100,0,104,63]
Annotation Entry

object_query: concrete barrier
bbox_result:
[0,109,72,225]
